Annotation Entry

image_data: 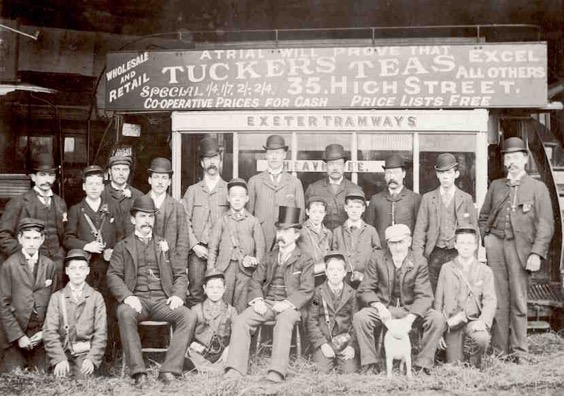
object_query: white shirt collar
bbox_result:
[346,219,362,229]
[69,283,86,293]
[111,181,127,190]
[22,250,39,261]
[134,230,153,241]
[268,167,283,176]
[34,186,53,197]
[204,176,219,191]
[329,176,343,185]
[150,191,167,209]
[85,197,102,211]
[440,186,456,200]
[507,170,526,182]
[388,185,404,195]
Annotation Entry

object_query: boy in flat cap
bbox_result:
[43,249,107,379]
[479,137,553,360]
[332,188,381,289]
[101,153,143,237]
[248,135,305,250]
[185,269,237,374]
[307,251,358,374]
[183,137,229,307]
[413,153,478,292]
[0,218,59,372]
[223,206,314,384]
[298,196,333,285]
[305,144,359,231]
[434,226,496,368]
[207,178,266,313]
[0,154,67,273]
[366,154,421,249]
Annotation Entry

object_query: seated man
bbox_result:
[353,224,445,374]
[434,225,496,368]
[223,206,314,383]
[107,196,196,387]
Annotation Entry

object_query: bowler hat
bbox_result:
[64,249,91,264]
[130,195,157,215]
[383,154,407,170]
[322,144,347,162]
[345,188,366,202]
[83,165,104,178]
[199,137,221,157]
[384,224,411,242]
[275,206,302,229]
[108,154,132,168]
[306,195,328,208]
[501,137,528,154]
[31,153,58,173]
[204,268,225,282]
[434,153,458,172]
[263,135,288,151]
[148,157,173,174]
[18,218,45,233]
[324,250,347,263]
[228,177,248,192]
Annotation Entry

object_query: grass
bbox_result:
[1,333,563,395]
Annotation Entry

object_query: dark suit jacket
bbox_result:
[478,174,554,265]
[150,194,190,264]
[305,177,359,231]
[332,221,381,274]
[101,183,143,237]
[0,252,59,346]
[247,246,314,311]
[412,187,477,258]
[0,189,67,260]
[357,250,433,318]
[365,188,421,248]
[107,233,188,303]
[307,282,358,350]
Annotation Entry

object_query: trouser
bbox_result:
[117,295,197,376]
[444,320,491,368]
[223,260,252,313]
[428,247,458,293]
[312,346,358,374]
[60,351,94,379]
[187,253,207,308]
[353,306,446,369]
[0,322,46,373]
[225,301,301,377]
[485,234,529,355]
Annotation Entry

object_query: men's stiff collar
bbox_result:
[134,231,153,241]
[150,191,167,209]
[22,250,39,262]
[34,186,53,197]
[507,170,527,182]
[388,185,404,196]
[329,176,344,185]
[110,181,128,190]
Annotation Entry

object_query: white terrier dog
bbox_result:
[384,319,412,378]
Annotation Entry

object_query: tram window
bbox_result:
[238,133,292,183]
[419,134,476,200]
[296,133,351,192]
[357,134,413,199]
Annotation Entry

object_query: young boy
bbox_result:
[434,226,496,368]
[207,178,266,313]
[43,249,107,378]
[332,189,381,289]
[0,218,59,372]
[185,268,237,374]
[307,251,358,374]
[298,196,333,286]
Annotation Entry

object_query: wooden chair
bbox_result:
[254,320,302,358]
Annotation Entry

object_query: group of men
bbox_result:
[0,133,554,385]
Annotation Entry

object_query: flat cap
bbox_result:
[204,268,225,281]
[108,154,133,168]
[64,249,91,264]
[227,177,248,191]
[18,218,45,233]
[384,224,411,242]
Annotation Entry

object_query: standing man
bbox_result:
[305,144,358,231]
[0,154,67,271]
[107,196,196,386]
[479,137,554,359]
[101,154,143,237]
[183,137,229,307]
[412,153,478,292]
[248,135,305,250]
[365,155,421,249]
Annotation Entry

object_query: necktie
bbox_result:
[28,257,37,272]
[139,236,150,245]
[507,179,520,187]
[38,194,51,206]
[332,288,341,296]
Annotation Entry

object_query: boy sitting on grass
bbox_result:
[0,218,59,373]
[307,251,358,374]
[434,225,496,368]
[43,249,107,378]
[185,268,237,374]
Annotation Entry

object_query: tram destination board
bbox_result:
[104,43,547,111]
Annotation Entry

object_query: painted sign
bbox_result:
[257,160,384,173]
[105,43,547,110]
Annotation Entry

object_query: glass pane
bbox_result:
[238,133,292,182]
[419,133,476,200]
[358,134,413,198]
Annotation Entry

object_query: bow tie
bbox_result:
[507,179,520,187]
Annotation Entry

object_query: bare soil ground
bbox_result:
[0,333,563,396]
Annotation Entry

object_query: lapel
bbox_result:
[124,235,140,273]
[335,283,353,313]
[384,252,395,298]
[259,171,276,191]
[515,174,533,204]
[454,188,464,213]
[283,247,300,274]
[265,250,278,284]
[277,172,291,191]
[398,253,415,292]
[320,283,336,312]
[17,252,35,289]
[162,195,175,226]
[431,188,441,222]
[33,255,48,290]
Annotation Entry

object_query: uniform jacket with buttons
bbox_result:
[182,178,229,250]
[305,177,358,231]
[478,174,554,266]
[412,187,477,258]
[433,258,496,327]
[332,221,381,274]
[101,183,144,237]
[0,251,59,347]
[43,283,107,368]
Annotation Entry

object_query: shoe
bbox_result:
[157,372,177,384]
[360,363,381,375]
[413,365,431,375]
[133,373,148,387]
[265,370,284,383]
